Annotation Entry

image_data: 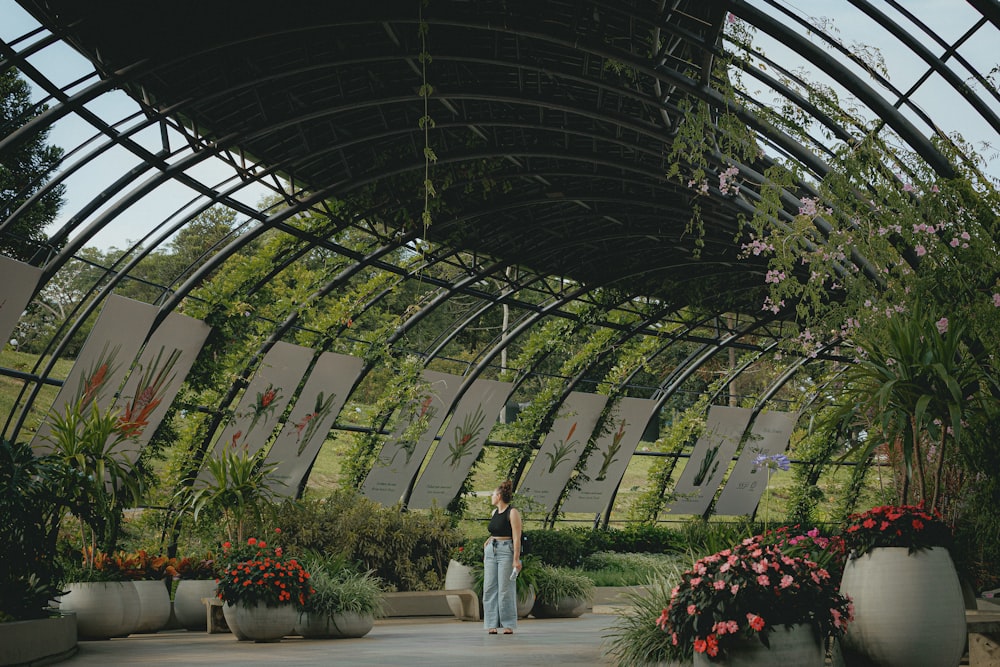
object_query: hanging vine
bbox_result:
[417,0,436,239]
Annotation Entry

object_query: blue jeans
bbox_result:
[482,539,517,630]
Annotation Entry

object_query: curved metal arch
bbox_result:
[731,1,955,177]
[3,2,996,520]
[771,0,1000,142]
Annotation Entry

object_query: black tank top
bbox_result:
[488,506,513,537]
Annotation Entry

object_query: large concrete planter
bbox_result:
[838,546,966,667]
[222,602,296,643]
[444,559,477,618]
[59,581,140,640]
[0,614,77,666]
[296,610,375,639]
[132,580,172,633]
[531,595,587,618]
[691,624,824,667]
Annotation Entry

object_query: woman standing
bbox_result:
[482,480,522,634]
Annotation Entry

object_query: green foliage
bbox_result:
[580,551,687,587]
[341,354,427,487]
[603,574,688,666]
[297,553,385,618]
[451,534,487,567]
[0,439,65,621]
[829,306,996,512]
[522,529,586,568]
[0,69,65,260]
[175,444,282,544]
[531,564,595,606]
[676,517,758,560]
[267,490,461,591]
[603,523,686,554]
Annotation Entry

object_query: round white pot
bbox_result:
[222,602,296,643]
[296,610,375,639]
[444,559,477,619]
[838,546,966,667]
[59,581,140,640]
[173,579,218,631]
[132,580,172,633]
[516,585,535,618]
[691,623,823,667]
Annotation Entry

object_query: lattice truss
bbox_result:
[1,0,998,508]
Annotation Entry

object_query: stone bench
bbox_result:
[382,589,480,622]
[967,609,1000,667]
[200,597,229,634]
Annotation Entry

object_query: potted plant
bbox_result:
[836,503,965,667]
[214,533,313,642]
[171,553,217,631]
[57,548,141,640]
[658,532,852,665]
[295,555,384,639]
[444,536,482,608]
[530,564,595,619]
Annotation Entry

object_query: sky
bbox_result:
[2,0,997,252]
[1,0,273,252]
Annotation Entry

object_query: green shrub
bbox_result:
[268,489,460,591]
[523,528,586,567]
[580,551,687,586]
[605,524,685,554]
[451,534,487,567]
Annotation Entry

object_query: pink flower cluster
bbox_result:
[718,165,740,195]
[658,533,853,656]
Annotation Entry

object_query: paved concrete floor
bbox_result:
[62,614,621,666]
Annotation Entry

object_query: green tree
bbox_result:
[1,69,65,261]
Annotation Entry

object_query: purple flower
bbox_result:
[753,453,791,472]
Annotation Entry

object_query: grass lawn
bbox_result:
[0,348,74,440]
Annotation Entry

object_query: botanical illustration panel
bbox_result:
[560,396,659,514]
[713,410,799,516]
[361,370,463,506]
[407,378,514,509]
[0,255,42,345]
[664,405,754,517]
[516,391,609,513]
[266,351,365,497]
[30,295,159,454]
[203,340,314,472]
[113,311,212,465]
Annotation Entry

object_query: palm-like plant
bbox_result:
[178,445,283,543]
[832,307,995,510]
[45,397,147,567]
